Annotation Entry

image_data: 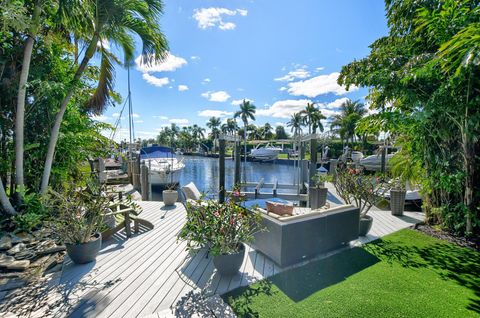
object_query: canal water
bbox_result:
[151,155,298,200]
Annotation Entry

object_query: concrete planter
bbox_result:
[390,189,406,216]
[213,244,245,276]
[163,190,178,206]
[66,233,102,264]
[359,215,373,236]
[309,187,328,209]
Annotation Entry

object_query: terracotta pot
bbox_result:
[66,233,102,264]
[163,190,178,206]
[213,244,245,276]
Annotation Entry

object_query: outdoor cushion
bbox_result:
[182,182,202,200]
[266,201,294,216]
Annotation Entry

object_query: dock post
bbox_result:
[141,163,149,201]
[133,155,141,190]
[234,141,241,185]
[219,138,226,203]
[309,137,317,186]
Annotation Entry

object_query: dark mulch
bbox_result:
[415,224,480,252]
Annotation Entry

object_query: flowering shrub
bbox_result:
[333,168,390,218]
[178,196,264,256]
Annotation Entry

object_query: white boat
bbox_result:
[140,146,185,186]
[359,153,396,171]
[250,144,282,161]
[339,146,364,163]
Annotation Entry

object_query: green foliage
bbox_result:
[178,198,264,256]
[338,0,480,235]
[333,168,390,217]
[11,187,48,232]
[311,172,331,188]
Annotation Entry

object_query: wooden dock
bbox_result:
[35,194,424,318]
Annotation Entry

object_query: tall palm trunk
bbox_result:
[0,176,16,215]
[243,121,247,166]
[40,34,99,194]
[14,0,42,189]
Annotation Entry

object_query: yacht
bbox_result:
[140,146,185,186]
[250,144,282,161]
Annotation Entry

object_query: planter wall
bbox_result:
[66,233,102,264]
[390,190,406,216]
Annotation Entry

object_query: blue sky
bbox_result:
[95,0,388,141]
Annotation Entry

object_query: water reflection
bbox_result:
[151,156,298,200]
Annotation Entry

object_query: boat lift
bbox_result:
[217,133,333,205]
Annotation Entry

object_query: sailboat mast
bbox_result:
[128,66,133,159]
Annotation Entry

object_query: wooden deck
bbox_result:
[50,197,423,317]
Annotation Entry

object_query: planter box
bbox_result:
[251,205,360,267]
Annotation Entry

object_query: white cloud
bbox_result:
[112,112,121,118]
[135,53,187,73]
[202,78,211,84]
[219,22,236,30]
[231,98,254,106]
[193,8,248,30]
[287,72,357,98]
[275,122,287,127]
[315,67,325,72]
[198,110,233,117]
[132,113,140,118]
[153,115,169,120]
[322,97,350,109]
[256,99,312,119]
[142,73,169,87]
[279,87,287,91]
[191,56,200,61]
[275,68,310,82]
[178,85,189,91]
[201,90,230,102]
[169,118,189,125]
[134,120,144,124]
[91,115,110,122]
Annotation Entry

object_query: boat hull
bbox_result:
[149,169,182,186]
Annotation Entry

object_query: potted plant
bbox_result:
[45,180,111,264]
[333,168,390,236]
[310,171,331,209]
[178,197,264,275]
[162,182,178,206]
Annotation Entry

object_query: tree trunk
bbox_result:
[243,122,247,166]
[40,34,99,194]
[463,134,474,234]
[0,176,16,215]
[14,0,42,189]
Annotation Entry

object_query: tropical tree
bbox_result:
[206,117,221,139]
[287,113,304,137]
[330,100,366,144]
[260,123,274,139]
[234,99,256,163]
[275,125,289,140]
[222,118,238,135]
[40,0,169,193]
[338,0,480,234]
[301,102,326,134]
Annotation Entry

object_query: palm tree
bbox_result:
[191,124,205,140]
[262,123,273,139]
[234,99,256,164]
[226,118,239,135]
[301,102,326,134]
[287,113,304,137]
[169,123,180,148]
[206,117,221,139]
[330,100,366,145]
[40,0,169,193]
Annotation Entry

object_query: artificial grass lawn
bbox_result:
[224,229,480,318]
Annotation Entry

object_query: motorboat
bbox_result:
[338,146,364,163]
[140,146,185,186]
[359,153,396,171]
[250,144,282,161]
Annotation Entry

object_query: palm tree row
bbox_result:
[287,102,326,138]
[330,100,366,145]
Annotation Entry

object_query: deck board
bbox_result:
[47,195,424,317]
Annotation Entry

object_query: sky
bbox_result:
[94,0,389,141]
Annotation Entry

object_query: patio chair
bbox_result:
[102,193,154,240]
[181,182,202,201]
